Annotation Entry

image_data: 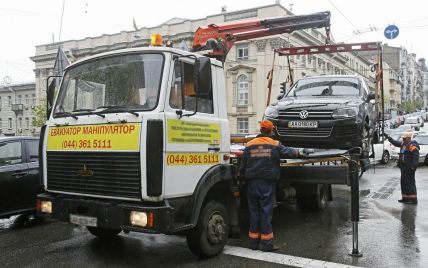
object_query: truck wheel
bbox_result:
[297,184,329,212]
[186,201,229,258]
[425,155,428,166]
[360,127,371,158]
[87,226,121,239]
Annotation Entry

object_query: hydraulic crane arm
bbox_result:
[191,11,331,58]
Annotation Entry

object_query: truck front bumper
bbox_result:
[37,193,175,234]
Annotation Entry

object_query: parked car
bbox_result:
[372,139,393,164]
[404,116,423,130]
[414,134,428,165]
[0,136,40,219]
[264,75,378,157]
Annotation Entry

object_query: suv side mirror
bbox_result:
[367,91,376,101]
[195,57,212,96]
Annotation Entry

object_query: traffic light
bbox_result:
[279,82,287,93]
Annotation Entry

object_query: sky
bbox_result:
[1,0,428,85]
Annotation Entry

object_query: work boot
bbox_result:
[261,245,280,252]
[402,199,418,205]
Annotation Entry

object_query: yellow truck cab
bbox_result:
[37,47,239,258]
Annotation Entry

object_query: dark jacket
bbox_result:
[387,137,420,169]
[239,134,298,182]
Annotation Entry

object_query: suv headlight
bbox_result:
[264,106,279,118]
[332,107,358,118]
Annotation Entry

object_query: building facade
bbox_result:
[32,4,375,134]
[0,83,37,136]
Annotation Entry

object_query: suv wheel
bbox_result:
[361,127,371,158]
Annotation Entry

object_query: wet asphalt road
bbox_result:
[1,159,428,267]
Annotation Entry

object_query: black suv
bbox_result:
[264,75,378,155]
[0,136,40,219]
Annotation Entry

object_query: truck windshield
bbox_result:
[286,77,360,98]
[53,53,163,116]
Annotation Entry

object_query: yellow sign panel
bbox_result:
[47,123,141,151]
[166,153,220,166]
[167,119,220,144]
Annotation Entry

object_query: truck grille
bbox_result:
[47,151,141,200]
[277,126,332,137]
[279,110,333,120]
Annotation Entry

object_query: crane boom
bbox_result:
[192,11,331,58]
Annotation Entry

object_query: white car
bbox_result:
[372,139,394,164]
[414,134,428,165]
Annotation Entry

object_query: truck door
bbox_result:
[162,59,221,198]
[0,141,28,215]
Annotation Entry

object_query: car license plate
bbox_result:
[288,121,318,128]
[70,214,97,227]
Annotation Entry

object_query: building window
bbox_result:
[25,118,30,129]
[8,96,12,107]
[237,44,249,60]
[17,95,22,104]
[237,118,249,134]
[237,75,249,106]
[25,94,30,105]
[32,94,36,104]
[18,118,22,129]
[8,118,12,129]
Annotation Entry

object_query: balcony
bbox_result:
[11,104,24,112]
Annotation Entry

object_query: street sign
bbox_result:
[384,25,399,39]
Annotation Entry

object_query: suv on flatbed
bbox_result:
[0,136,40,219]
[264,75,378,156]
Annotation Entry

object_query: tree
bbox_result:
[403,101,415,113]
[32,100,47,127]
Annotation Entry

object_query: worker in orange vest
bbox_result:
[240,120,300,251]
[384,131,420,204]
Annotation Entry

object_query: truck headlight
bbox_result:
[332,108,358,118]
[130,211,147,227]
[40,201,52,214]
[264,106,279,118]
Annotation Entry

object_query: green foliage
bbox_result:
[32,101,47,127]
[403,101,414,113]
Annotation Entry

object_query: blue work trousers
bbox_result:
[247,179,275,250]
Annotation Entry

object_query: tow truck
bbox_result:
[37,10,381,258]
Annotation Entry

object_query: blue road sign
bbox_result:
[384,25,399,39]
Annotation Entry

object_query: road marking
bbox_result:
[223,245,360,267]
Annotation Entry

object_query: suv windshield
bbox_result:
[286,77,361,98]
[54,53,163,116]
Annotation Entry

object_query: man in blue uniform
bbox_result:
[240,120,299,252]
[385,131,420,204]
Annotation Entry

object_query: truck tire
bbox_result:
[297,184,329,212]
[87,226,121,239]
[186,201,229,258]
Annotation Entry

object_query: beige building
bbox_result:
[31,4,374,134]
[0,83,37,136]
[382,62,401,112]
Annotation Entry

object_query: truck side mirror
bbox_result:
[47,79,56,107]
[277,94,285,100]
[367,91,376,101]
[195,57,212,96]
